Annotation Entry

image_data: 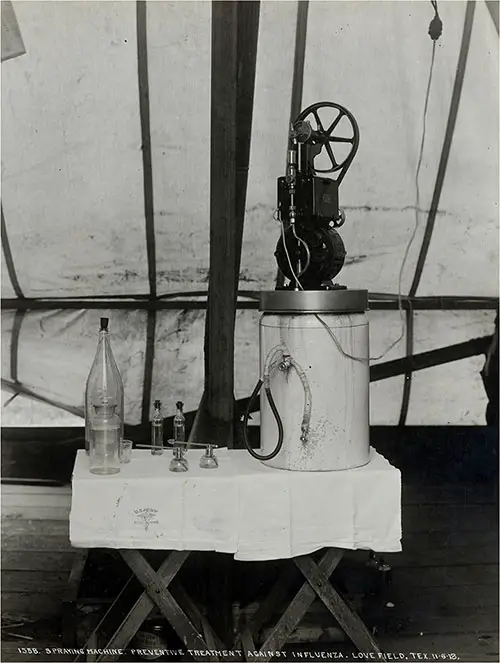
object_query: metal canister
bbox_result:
[259,289,370,471]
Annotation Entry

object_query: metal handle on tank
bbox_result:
[243,379,284,461]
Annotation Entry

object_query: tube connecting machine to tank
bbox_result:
[244,101,371,472]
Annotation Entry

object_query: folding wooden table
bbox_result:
[69,448,401,662]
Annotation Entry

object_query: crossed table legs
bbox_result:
[75,550,226,663]
[238,548,383,662]
[75,548,383,663]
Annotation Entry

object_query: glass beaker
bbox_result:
[89,402,121,475]
[119,438,133,464]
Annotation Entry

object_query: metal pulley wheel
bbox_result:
[294,101,360,183]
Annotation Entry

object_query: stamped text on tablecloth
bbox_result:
[134,507,159,531]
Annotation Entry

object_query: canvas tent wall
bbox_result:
[1,0,498,432]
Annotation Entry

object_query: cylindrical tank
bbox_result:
[259,290,369,471]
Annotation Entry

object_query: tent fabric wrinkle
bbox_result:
[0,0,497,428]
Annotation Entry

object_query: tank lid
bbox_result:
[259,289,369,313]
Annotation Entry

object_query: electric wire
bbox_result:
[381,38,437,358]
[277,35,437,363]
[291,223,311,277]
[281,220,302,290]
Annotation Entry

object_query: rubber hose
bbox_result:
[243,379,284,461]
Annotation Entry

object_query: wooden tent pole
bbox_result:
[233,1,261,447]
[205,0,238,440]
[194,5,260,645]
[234,1,260,300]
[190,1,260,449]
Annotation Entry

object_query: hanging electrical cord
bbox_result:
[386,24,438,356]
[291,223,311,276]
[429,1,443,42]
[280,219,312,285]
[276,2,441,363]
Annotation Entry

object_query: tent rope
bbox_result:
[1,204,24,298]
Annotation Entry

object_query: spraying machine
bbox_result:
[243,101,370,472]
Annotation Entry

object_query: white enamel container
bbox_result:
[259,290,370,471]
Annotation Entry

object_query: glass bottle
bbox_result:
[84,317,124,455]
[151,400,164,456]
[173,401,185,443]
[89,402,121,475]
[133,619,168,660]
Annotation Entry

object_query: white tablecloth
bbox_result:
[70,448,401,561]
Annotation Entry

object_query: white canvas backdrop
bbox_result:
[1,0,498,427]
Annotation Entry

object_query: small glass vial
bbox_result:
[89,401,121,475]
[173,401,185,443]
[151,400,164,456]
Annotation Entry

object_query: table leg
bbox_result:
[63,549,89,647]
[75,550,189,663]
[240,626,256,663]
[121,549,219,663]
[84,631,97,662]
[294,554,383,655]
[253,548,343,662]
[74,575,138,662]
[240,561,299,642]
[172,582,226,651]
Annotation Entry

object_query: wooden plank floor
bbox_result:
[1,484,73,621]
[352,482,498,662]
[1,480,498,662]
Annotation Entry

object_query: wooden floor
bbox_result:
[1,478,498,663]
[362,481,498,661]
